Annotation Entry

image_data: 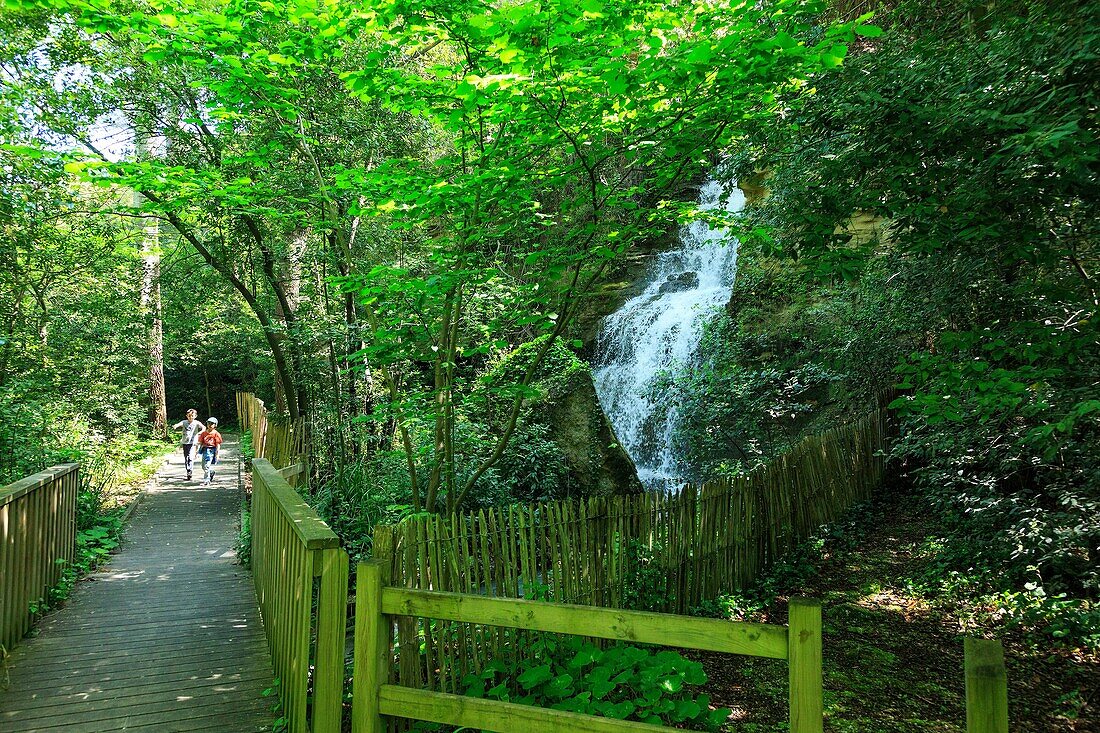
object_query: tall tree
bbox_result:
[134,136,167,438]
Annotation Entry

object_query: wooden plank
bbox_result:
[788,597,823,733]
[965,638,1009,733]
[252,459,339,549]
[1,696,271,732]
[378,685,676,733]
[0,670,272,720]
[4,661,269,693]
[353,560,391,733]
[313,547,350,733]
[381,588,789,659]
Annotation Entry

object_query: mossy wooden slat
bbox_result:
[450,514,473,680]
[965,638,1009,733]
[417,517,437,691]
[788,597,823,733]
[315,547,350,733]
[397,520,420,688]
[478,509,501,666]
[382,588,789,659]
[353,561,391,733]
[429,519,454,692]
[378,685,682,733]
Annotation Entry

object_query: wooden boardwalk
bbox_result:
[0,439,275,732]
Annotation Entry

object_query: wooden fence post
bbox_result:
[313,547,350,733]
[353,560,391,733]
[788,597,823,733]
[965,638,1008,733]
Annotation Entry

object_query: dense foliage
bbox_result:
[2,0,1094,662]
[1,0,869,517]
[456,635,730,731]
[670,0,1099,633]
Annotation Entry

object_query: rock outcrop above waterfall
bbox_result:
[658,271,699,294]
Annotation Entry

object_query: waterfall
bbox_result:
[593,178,744,492]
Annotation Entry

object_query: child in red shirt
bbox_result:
[197,417,224,485]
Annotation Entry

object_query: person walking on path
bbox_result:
[197,417,224,485]
[171,408,204,480]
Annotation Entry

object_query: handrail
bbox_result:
[351,559,823,733]
[0,463,79,507]
[252,460,338,550]
[250,458,347,733]
[381,588,790,659]
[1,463,80,652]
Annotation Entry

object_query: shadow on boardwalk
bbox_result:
[0,437,275,733]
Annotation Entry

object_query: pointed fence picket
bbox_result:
[372,409,887,693]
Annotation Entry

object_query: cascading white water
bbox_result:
[593,178,744,492]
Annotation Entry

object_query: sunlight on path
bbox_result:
[0,438,275,732]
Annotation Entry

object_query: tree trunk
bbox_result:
[142,245,168,439]
[135,138,168,439]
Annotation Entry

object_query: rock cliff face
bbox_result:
[542,367,643,497]
[483,337,642,498]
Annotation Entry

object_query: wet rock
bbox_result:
[658,271,699,294]
[544,368,643,497]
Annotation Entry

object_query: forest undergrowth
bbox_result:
[696,492,1099,732]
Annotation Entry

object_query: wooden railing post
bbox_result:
[788,597,823,733]
[250,458,344,733]
[313,547,350,733]
[353,560,391,733]
[965,638,1009,733]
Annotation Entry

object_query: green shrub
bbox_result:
[621,540,674,612]
[310,451,419,560]
[455,634,730,731]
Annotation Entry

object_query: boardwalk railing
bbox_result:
[350,558,823,733]
[237,391,307,470]
[0,464,80,653]
[250,458,348,733]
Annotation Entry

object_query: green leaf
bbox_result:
[517,664,553,690]
[855,24,883,38]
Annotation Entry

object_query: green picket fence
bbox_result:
[371,409,886,693]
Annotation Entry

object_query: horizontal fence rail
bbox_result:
[250,458,348,733]
[237,392,307,472]
[372,409,886,692]
[0,464,80,652]
[351,559,823,733]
